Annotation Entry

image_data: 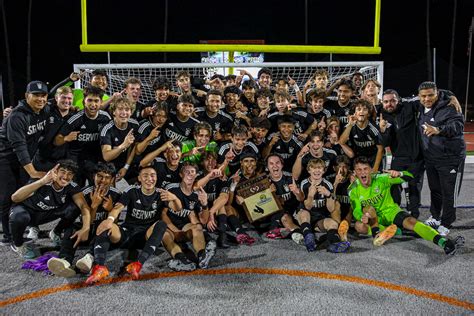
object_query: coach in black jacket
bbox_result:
[418,81,466,236]
[0,81,50,243]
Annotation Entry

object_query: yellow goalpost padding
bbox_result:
[80,0,382,55]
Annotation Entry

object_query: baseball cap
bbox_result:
[26,81,48,94]
[240,151,257,161]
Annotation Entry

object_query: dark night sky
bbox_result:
[1,0,473,106]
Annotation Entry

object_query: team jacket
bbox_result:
[0,100,50,166]
[418,99,466,164]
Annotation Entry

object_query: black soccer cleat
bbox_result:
[444,236,465,255]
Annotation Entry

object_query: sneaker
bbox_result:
[0,237,12,246]
[338,220,349,242]
[47,257,76,278]
[125,261,143,280]
[424,216,441,229]
[236,233,256,245]
[27,226,40,240]
[437,225,450,237]
[265,228,282,239]
[327,241,351,253]
[85,265,109,285]
[304,233,317,252]
[76,253,94,273]
[168,258,196,272]
[291,232,304,245]
[444,236,465,255]
[49,230,61,247]
[198,241,216,269]
[11,243,38,259]
[373,224,398,247]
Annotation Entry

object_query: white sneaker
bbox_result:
[76,253,94,273]
[291,232,305,245]
[49,230,61,246]
[47,258,76,278]
[26,226,40,240]
[424,216,441,228]
[437,225,450,237]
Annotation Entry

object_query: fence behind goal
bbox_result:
[73,62,384,102]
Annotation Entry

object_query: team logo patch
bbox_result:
[189,200,196,210]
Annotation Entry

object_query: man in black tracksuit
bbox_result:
[0,81,50,243]
[417,82,465,235]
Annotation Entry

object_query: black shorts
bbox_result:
[118,224,149,249]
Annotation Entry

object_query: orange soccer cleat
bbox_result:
[338,220,349,242]
[373,224,398,247]
[125,261,143,280]
[85,265,109,285]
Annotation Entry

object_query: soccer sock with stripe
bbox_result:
[413,222,446,247]
[138,221,167,265]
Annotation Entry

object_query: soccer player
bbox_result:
[417,82,466,236]
[9,160,91,259]
[181,122,218,164]
[163,94,200,142]
[263,116,303,172]
[0,81,50,244]
[217,125,260,175]
[349,156,464,255]
[147,77,178,114]
[257,68,273,91]
[265,154,304,244]
[135,101,169,158]
[140,140,182,188]
[240,80,258,111]
[324,79,355,125]
[162,163,217,271]
[306,90,332,123]
[122,77,148,121]
[195,89,233,141]
[100,96,139,181]
[54,86,111,186]
[297,158,351,253]
[292,131,337,182]
[332,156,353,227]
[195,152,230,248]
[47,162,121,277]
[339,99,384,172]
[85,166,181,284]
[249,117,271,154]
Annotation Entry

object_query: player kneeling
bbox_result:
[85,166,181,284]
[162,163,216,272]
[296,159,351,253]
[349,156,464,254]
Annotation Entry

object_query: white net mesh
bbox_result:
[73,62,383,102]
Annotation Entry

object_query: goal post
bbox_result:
[73,61,384,103]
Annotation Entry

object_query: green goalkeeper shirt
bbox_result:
[348,172,413,221]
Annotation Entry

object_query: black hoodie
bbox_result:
[0,100,50,166]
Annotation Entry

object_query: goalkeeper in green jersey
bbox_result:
[349,156,464,255]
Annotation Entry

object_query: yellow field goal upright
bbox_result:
[79,0,382,55]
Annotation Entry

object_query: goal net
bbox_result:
[73,62,384,102]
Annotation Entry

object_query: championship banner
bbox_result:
[237,174,282,223]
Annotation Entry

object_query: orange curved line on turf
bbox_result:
[0,268,472,311]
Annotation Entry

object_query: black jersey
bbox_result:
[222,107,249,127]
[152,157,181,188]
[270,171,299,211]
[307,108,332,123]
[300,178,333,214]
[119,185,165,227]
[0,100,50,166]
[268,110,315,135]
[135,118,166,157]
[267,133,303,172]
[334,179,351,216]
[300,148,337,180]
[36,105,72,162]
[195,109,233,136]
[20,181,81,212]
[163,115,199,142]
[165,183,204,225]
[198,176,229,205]
[325,100,352,125]
[59,110,111,162]
[217,141,260,174]
[99,119,139,169]
[348,122,382,159]
[82,185,122,222]
[132,101,146,121]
